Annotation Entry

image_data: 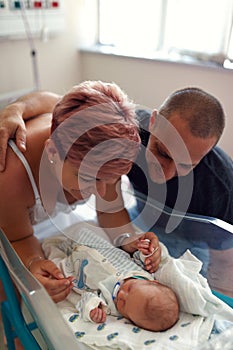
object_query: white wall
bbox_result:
[0,0,82,100]
[0,0,232,159]
[79,51,233,158]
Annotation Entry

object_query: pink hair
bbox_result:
[51,81,140,176]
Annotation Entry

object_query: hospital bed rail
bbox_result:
[0,228,83,350]
[1,189,233,349]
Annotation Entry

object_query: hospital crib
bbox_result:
[130,192,233,306]
[1,194,233,350]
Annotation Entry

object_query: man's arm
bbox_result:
[0,91,61,171]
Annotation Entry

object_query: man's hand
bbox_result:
[122,231,161,273]
[137,232,161,273]
[0,90,61,171]
[0,104,26,171]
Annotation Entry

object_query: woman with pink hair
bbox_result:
[0,80,142,302]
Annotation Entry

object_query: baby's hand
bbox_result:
[137,238,151,255]
[90,304,106,323]
[137,232,161,273]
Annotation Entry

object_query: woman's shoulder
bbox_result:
[25,113,51,174]
[0,145,35,239]
[0,144,34,201]
[0,113,51,205]
[26,113,52,142]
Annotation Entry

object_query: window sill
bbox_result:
[79,44,233,71]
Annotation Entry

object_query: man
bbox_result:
[129,88,233,224]
[95,87,233,262]
[97,87,232,232]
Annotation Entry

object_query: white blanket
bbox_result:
[43,222,233,350]
[153,244,233,320]
[58,299,214,350]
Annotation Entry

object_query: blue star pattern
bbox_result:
[75,331,85,339]
[69,313,79,322]
[97,323,106,331]
[107,332,119,341]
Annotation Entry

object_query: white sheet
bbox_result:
[33,188,233,350]
[57,299,214,350]
[42,222,233,350]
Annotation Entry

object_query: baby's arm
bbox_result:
[75,292,108,323]
[90,304,107,323]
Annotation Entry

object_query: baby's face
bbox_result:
[114,278,161,328]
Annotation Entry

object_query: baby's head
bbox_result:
[114,278,179,331]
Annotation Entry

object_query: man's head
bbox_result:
[146,87,225,183]
[115,278,179,332]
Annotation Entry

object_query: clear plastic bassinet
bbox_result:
[1,192,233,350]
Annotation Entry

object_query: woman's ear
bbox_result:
[44,139,59,164]
[149,110,158,132]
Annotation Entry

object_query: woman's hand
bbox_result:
[29,258,74,303]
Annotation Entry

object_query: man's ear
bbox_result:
[149,110,158,132]
[44,139,59,163]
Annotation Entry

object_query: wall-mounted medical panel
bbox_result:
[0,0,65,39]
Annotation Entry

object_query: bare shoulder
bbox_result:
[0,145,35,239]
[0,116,52,240]
[26,113,52,138]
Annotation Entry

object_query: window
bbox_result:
[98,0,233,67]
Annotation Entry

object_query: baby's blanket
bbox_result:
[44,222,233,349]
[57,299,214,350]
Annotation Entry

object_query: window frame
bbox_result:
[96,0,233,69]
